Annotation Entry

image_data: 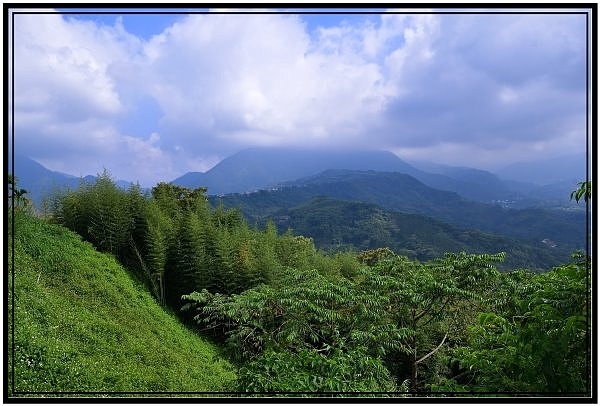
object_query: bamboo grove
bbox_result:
[40,172,591,395]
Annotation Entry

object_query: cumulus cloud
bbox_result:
[10,10,588,184]
[138,13,392,152]
[11,12,174,185]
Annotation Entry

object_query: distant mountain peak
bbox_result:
[8,155,137,208]
[171,147,417,195]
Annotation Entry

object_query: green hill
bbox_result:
[272,196,570,272]
[212,170,586,253]
[7,211,237,396]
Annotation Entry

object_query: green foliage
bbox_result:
[166,214,205,306]
[142,200,172,305]
[357,247,395,266]
[8,211,236,395]
[151,182,208,215]
[183,252,506,393]
[52,176,280,305]
[8,174,32,212]
[238,347,397,393]
[212,172,587,254]
[241,196,574,271]
[449,253,591,393]
[570,181,592,203]
[369,252,505,391]
[86,171,132,254]
[43,173,591,396]
[52,171,131,255]
[183,267,392,360]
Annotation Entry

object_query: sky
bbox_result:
[8,7,591,187]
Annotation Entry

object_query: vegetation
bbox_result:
[8,174,32,212]
[447,253,590,392]
[8,209,236,395]
[8,172,591,398]
[571,180,592,203]
[211,170,587,257]
[270,196,569,271]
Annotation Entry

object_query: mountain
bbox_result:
[406,159,581,207]
[8,155,137,208]
[402,160,524,203]
[172,147,416,195]
[271,196,570,271]
[211,169,587,253]
[172,147,541,204]
[8,155,83,207]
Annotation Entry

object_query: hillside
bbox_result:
[8,211,237,396]
[171,147,540,204]
[408,159,581,208]
[270,196,570,271]
[211,170,586,254]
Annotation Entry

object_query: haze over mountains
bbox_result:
[12,147,585,206]
[171,148,584,206]
[8,154,134,207]
[10,147,587,271]
[172,148,417,196]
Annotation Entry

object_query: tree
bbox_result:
[165,214,204,307]
[85,171,132,255]
[369,252,504,391]
[570,181,592,203]
[182,251,505,393]
[450,254,590,393]
[8,174,31,212]
[238,347,398,393]
[141,200,173,305]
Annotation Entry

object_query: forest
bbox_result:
[7,172,592,397]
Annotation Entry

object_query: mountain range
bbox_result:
[173,148,582,207]
[11,148,584,209]
[9,148,587,271]
[267,196,571,271]
[210,169,586,253]
[173,148,417,196]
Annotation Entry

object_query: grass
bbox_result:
[7,211,237,397]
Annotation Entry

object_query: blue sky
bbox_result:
[58,9,386,43]
[67,13,185,38]
[9,7,591,186]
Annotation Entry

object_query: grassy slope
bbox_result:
[7,212,236,395]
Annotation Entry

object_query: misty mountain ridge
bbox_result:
[407,155,586,207]
[11,147,584,209]
[172,148,415,196]
[173,147,576,206]
[495,154,585,185]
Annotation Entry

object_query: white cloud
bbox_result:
[133,13,399,155]
[11,12,173,185]
[11,10,588,185]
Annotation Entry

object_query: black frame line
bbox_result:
[4,3,596,402]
